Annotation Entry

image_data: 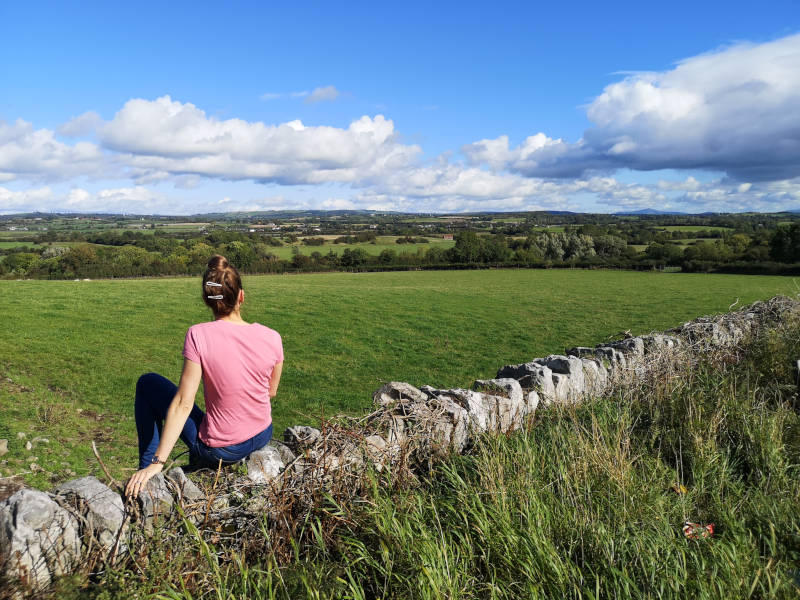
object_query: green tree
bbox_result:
[769,224,800,262]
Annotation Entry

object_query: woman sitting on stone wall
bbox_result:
[125,254,283,497]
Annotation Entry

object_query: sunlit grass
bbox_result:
[1,269,797,488]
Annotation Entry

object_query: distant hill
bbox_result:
[614,208,689,215]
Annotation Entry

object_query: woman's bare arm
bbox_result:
[269,361,283,398]
[125,358,203,497]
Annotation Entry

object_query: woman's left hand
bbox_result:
[125,463,164,498]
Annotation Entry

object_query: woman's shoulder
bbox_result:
[186,321,216,334]
[249,323,282,342]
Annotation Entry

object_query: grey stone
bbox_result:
[536,355,586,404]
[641,334,680,353]
[537,354,582,376]
[551,373,573,404]
[472,378,524,405]
[497,362,558,405]
[522,364,557,405]
[364,434,387,452]
[246,446,284,484]
[24,441,32,451]
[165,468,205,504]
[0,489,81,592]
[137,472,173,525]
[429,395,470,454]
[268,440,296,466]
[54,476,127,556]
[566,346,598,359]
[385,415,407,446]
[525,390,540,415]
[363,434,391,468]
[606,337,645,357]
[0,439,7,456]
[496,361,536,380]
[461,390,493,432]
[470,381,526,431]
[432,389,490,434]
[580,358,608,397]
[283,426,321,451]
[593,346,627,369]
[373,381,428,407]
[419,385,439,398]
[337,443,365,470]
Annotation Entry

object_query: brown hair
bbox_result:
[202,255,242,317]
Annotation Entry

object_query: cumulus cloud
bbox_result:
[97,95,419,185]
[472,33,800,181]
[58,111,102,137]
[305,85,340,104]
[0,119,104,181]
[0,185,176,214]
[0,186,53,213]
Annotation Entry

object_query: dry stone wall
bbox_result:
[1,296,797,594]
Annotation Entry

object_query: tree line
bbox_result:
[3,223,800,279]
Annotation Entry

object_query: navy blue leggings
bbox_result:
[134,372,272,469]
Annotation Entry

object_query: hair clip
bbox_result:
[205,281,223,287]
[207,294,224,300]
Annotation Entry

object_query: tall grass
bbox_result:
[49,315,800,599]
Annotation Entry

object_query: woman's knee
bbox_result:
[135,372,160,396]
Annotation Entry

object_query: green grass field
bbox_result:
[659,225,732,232]
[270,236,454,259]
[0,241,96,249]
[0,241,42,249]
[1,269,797,487]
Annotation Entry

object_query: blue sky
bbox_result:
[1,0,799,214]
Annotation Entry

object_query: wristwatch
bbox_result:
[151,455,166,465]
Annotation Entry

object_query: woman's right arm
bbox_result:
[269,361,283,398]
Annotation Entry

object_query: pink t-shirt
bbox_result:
[183,320,283,447]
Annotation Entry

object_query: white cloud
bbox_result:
[305,85,340,104]
[62,186,166,212]
[97,96,419,185]
[0,119,104,182]
[320,197,357,210]
[259,92,282,101]
[0,186,53,213]
[463,133,568,172]
[475,33,800,181]
[58,111,102,137]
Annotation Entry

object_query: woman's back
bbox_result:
[184,320,283,447]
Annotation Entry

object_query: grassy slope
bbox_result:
[1,269,797,487]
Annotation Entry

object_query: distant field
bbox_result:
[529,225,566,233]
[271,236,455,259]
[1,269,797,488]
[659,225,732,232]
[0,230,42,239]
[0,241,42,249]
[0,241,96,249]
